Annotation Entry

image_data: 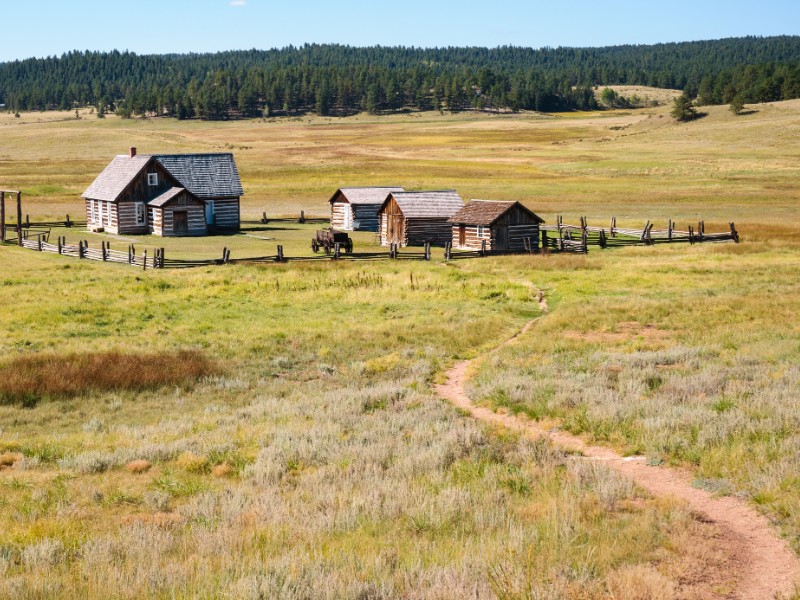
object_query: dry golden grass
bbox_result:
[0,350,217,406]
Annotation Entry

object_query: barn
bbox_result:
[82,148,243,236]
[448,200,544,252]
[329,187,404,231]
[378,190,464,247]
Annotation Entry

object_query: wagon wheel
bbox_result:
[311,239,319,253]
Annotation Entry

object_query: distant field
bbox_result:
[1,103,799,598]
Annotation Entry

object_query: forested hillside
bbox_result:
[1,36,800,118]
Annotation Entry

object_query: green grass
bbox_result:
[1,100,799,596]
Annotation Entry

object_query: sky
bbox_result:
[2,0,799,62]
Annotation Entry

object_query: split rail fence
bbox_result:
[3,215,740,270]
[541,217,739,253]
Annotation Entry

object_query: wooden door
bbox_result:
[458,225,466,247]
[495,225,508,250]
[173,211,189,235]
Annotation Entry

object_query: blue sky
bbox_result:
[2,0,798,62]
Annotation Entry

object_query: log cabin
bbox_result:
[448,200,544,252]
[329,187,404,231]
[378,191,464,247]
[82,148,243,236]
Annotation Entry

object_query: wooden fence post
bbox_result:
[143,250,147,270]
[159,248,165,268]
[640,220,650,242]
[444,241,451,261]
[299,210,305,224]
[599,229,607,248]
[688,225,694,245]
[276,245,284,262]
[480,239,487,257]
[261,211,268,224]
[729,222,739,243]
[25,214,30,228]
[221,247,228,264]
[65,214,72,228]
[102,241,108,261]
[333,242,340,260]
[16,192,22,247]
[668,219,673,241]
[57,236,62,254]
[0,191,5,244]
[38,236,42,251]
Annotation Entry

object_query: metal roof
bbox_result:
[382,191,464,219]
[448,200,545,226]
[330,186,405,205]
[153,154,243,199]
[82,155,152,201]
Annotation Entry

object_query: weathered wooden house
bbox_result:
[328,187,404,231]
[378,191,464,247]
[82,148,243,236]
[448,200,544,252]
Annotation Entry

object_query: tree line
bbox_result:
[1,37,800,118]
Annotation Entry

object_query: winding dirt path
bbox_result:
[436,306,799,599]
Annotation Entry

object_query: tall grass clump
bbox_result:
[0,350,217,406]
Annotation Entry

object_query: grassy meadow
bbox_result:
[1,98,799,598]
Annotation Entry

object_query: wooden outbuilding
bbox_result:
[82,148,243,236]
[378,191,464,247]
[448,200,544,252]
[147,188,207,236]
[329,187,404,231]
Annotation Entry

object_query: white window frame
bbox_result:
[134,202,146,226]
[147,173,159,187]
[477,225,486,237]
[89,200,96,223]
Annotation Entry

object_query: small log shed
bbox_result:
[147,188,207,236]
[448,200,544,252]
[378,190,464,247]
[328,187,404,232]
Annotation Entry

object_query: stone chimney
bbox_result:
[129,147,137,158]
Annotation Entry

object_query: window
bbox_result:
[477,225,486,237]
[135,202,146,226]
[147,173,159,187]
[89,200,96,223]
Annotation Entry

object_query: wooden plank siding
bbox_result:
[450,201,542,252]
[210,198,240,230]
[331,202,350,230]
[352,204,381,232]
[149,191,207,237]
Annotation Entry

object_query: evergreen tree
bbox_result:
[671,93,698,121]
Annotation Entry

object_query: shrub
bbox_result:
[0,350,218,405]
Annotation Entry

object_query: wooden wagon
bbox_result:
[311,228,353,254]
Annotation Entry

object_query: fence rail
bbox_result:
[540,216,739,253]
[3,216,739,270]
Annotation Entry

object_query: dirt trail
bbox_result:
[435,306,799,599]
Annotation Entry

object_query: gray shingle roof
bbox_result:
[153,154,243,199]
[147,187,198,208]
[331,186,405,205]
[449,200,545,226]
[385,191,464,219]
[82,155,151,201]
[83,152,244,202]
